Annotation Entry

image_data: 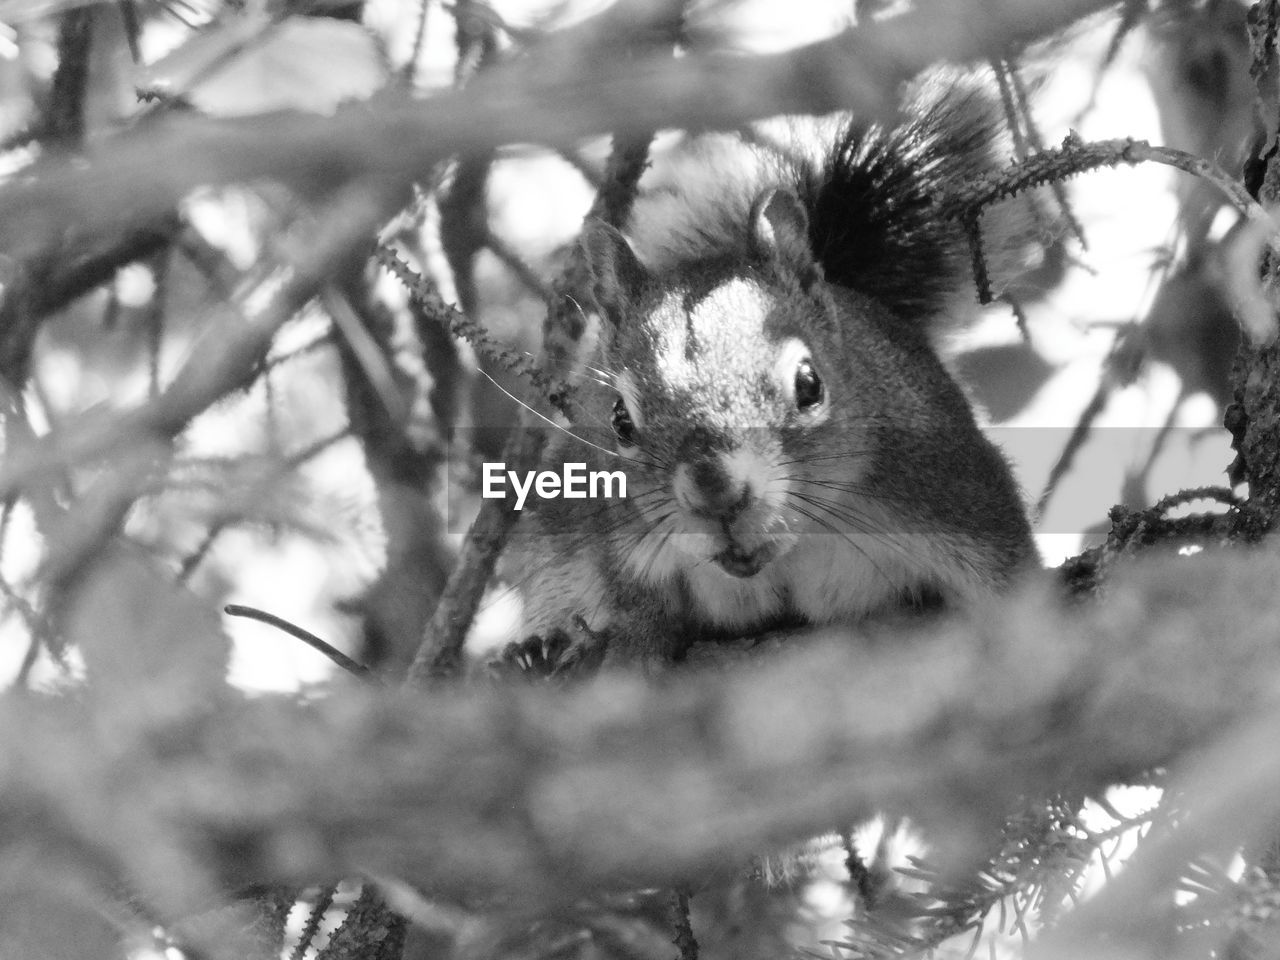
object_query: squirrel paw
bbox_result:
[491,616,609,679]
[491,630,571,679]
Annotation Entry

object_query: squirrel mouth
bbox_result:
[712,543,776,578]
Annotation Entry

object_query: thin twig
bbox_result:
[119,0,142,63]
[265,331,335,371]
[323,287,408,428]
[374,245,554,396]
[991,57,1030,160]
[403,0,431,85]
[484,230,553,301]
[558,147,604,189]
[146,247,170,398]
[224,604,373,680]
[177,521,224,583]
[173,220,241,298]
[1006,57,1086,247]
[1,575,45,687]
[1035,371,1110,519]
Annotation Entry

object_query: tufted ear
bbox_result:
[581,220,649,327]
[750,188,822,290]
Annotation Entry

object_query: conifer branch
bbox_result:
[373,244,554,395]
[945,134,1272,236]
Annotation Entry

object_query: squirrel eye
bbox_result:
[612,397,638,446]
[794,358,824,410]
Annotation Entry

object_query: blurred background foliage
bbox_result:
[0,0,1275,958]
[0,0,1253,690]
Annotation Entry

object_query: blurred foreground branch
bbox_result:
[8,548,1280,924]
[0,0,1116,257]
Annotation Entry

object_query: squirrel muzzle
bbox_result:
[672,448,783,578]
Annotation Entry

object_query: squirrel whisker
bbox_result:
[476,367,622,460]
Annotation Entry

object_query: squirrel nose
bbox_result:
[675,455,752,520]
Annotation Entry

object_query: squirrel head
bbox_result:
[577,189,883,584]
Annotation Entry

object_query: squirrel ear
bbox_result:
[581,220,648,327]
[751,188,822,289]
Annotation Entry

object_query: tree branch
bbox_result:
[0,0,1118,257]
[10,549,1280,920]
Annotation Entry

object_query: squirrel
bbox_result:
[497,75,1040,674]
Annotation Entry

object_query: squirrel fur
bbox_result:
[499,76,1040,672]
